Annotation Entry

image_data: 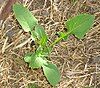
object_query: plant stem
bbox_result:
[50,32,71,47]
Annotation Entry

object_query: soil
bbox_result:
[0,0,100,88]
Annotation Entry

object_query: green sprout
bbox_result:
[13,3,95,86]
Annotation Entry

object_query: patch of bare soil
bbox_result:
[0,0,100,88]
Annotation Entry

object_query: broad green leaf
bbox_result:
[31,31,37,41]
[24,53,32,63]
[42,63,60,86]
[24,47,47,69]
[35,25,48,46]
[29,56,47,69]
[29,48,47,68]
[65,14,95,39]
[13,3,38,32]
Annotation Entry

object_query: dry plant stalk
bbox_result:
[0,0,20,20]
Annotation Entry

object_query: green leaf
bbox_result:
[57,32,69,40]
[29,47,47,69]
[65,14,95,39]
[31,31,37,41]
[26,83,39,88]
[42,46,52,56]
[24,47,47,69]
[35,25,48,46]
[29,56,47,69]
[13,3,38,32]
[42,63,60,86]
[24,53,32,63]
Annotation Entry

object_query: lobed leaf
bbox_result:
[13,3,38,32]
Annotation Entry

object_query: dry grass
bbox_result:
[0,0,100,88]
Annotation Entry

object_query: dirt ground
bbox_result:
[0,0,100,88]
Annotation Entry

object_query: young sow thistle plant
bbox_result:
[13,3,95,86]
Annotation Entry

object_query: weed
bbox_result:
[13,3,95,86]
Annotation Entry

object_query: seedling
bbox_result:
[13,3,95,86]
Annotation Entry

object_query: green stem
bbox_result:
[50,32,71,47]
